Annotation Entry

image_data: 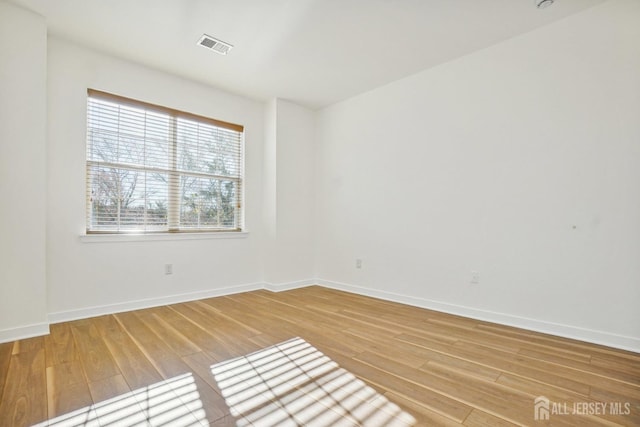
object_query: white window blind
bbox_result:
[86,89,244,234]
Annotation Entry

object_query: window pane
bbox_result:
[87,98,171,169]
[143,111,171,170]
[87,91,243,233]
[180,176,238,229]
[117,134,146,166]
[176,118,241,177]
[88,128,119,163]
[89,165,120,231]
[117,168,146,230]
[88,164,168,231]
[146,172,169,229]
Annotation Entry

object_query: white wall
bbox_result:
[0,2,49,341]
[263,99,316,287]
[2,0,638,352]
[315,0,640,350]
[46,38,266,320]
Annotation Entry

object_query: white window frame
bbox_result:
[85,89,245,235]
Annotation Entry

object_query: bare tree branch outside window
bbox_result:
[86,91,243,233]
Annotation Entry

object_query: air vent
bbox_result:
[197,34,233,55]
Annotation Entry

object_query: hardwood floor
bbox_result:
[0,286,638,426]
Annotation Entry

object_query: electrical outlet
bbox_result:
[471,270,479,284]
[165,264,173,275]
[356,258,363,269]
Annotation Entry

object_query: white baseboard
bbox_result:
[317,279,640,353]
[48,282,265,324]
[264,279,316,293]
[47,280,314,327]
[0,322,50,344]
[8,278,639,353]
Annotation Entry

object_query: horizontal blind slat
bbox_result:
[88,89,244,132]
[86,90,244,234]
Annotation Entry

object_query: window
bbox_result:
[86,89,244,234]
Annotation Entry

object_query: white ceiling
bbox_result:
[10,0,605,109]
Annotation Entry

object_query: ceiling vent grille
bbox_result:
[197,34,233,55]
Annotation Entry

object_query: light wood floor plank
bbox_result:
[333,351,473,422]
[87,374,131,403]
[137,310,202,357]
[114,310,196,376]
[42,324,95,422]
[355,351,536,425]
[0,342,13,403]
[399,333,593,396]
[170,303,263,360]
[90,315,164,390]
[518,347,640,385]
[46,362,93,419]
[463,409,520,427]
[0,348,47,426]
[11,336,44,355]
[69,320,121,383]
[496,373,640,427]
[384,391,465,426]
[0,286,637,426]
[114,310,232,424]
[44,323,79,367]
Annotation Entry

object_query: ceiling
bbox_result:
[10,0,605,109]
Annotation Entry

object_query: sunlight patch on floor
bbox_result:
[211,337,416,426]
[33,373,206,427]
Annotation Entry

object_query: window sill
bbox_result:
[79,231,249,243]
